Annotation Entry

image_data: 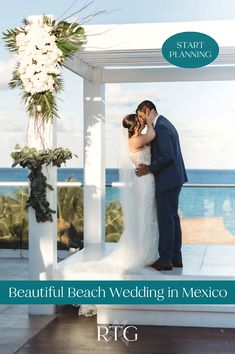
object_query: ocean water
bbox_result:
[1,168,235,235]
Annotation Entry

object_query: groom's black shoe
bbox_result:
[173,260,183,268]
[149,260,173,271]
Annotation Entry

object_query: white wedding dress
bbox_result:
[56,145,159,315]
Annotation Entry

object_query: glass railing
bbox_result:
[0,182,235,249]
[106,183,235,244]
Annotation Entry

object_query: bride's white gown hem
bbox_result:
[56,146,159,280]
[56,146,159,314]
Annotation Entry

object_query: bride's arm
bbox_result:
[129,122,155,150]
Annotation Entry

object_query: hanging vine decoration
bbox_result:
[3,16,86,122]
[11,145,77,223]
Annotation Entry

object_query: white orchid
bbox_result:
[23,82,33,93]
[4,15,85,122]
[15,21,63,94]
[16,32,28,47]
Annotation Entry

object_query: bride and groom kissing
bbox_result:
[122,100,188,271]
[61,100,187,319]
[61,100,188,281]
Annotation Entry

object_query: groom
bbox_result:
[136,100,188,271]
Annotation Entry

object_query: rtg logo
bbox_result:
[97,324,138,344]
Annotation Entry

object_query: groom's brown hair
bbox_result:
[136,100,156,113]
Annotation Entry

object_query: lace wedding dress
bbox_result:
[56,145,159,315]
[128,145,159,265]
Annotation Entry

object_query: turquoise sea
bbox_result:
[0,168,235,236]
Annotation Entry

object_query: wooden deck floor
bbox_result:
[15,305,235,354]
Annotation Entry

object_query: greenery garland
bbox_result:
[11,145,77,223]
[3,16,85,122]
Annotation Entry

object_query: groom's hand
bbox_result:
[136,164,150,176]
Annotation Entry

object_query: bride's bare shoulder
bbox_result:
[128,136,144,152]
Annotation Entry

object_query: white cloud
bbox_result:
[1,80,235,169]
[0,131,27,167]
[0,59,16,90]
[106,84,162,120]
[0,113,26,132]
[104,81,235,168]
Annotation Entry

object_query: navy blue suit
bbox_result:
[149,115,188,264]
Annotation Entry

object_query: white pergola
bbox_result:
[29,19,235,324]
[65,19,235,243]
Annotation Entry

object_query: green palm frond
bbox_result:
[9,69,21,89]
[2,27,23,52]
[22,91,60,121]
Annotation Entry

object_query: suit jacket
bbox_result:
[149,115,188,192]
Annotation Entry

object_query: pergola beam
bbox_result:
[63,56,93,82]
[66,46,235,84]
[101,65,235,83]
[71,46,235,68]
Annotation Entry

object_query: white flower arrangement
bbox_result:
[16,21,63,95]
[3,16,86,121]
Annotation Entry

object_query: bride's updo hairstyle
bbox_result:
[122,114,140,138]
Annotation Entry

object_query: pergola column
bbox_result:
[27,118,57,315]
[26,15,57,315]
[83,79,105,246]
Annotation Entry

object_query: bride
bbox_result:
[57,110,159,313]
[120,109,159,268]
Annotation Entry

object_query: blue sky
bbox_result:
[1,1,235,168]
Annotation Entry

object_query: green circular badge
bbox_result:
[162,32,219,68]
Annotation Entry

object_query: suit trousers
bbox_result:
[156,187,182,264]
